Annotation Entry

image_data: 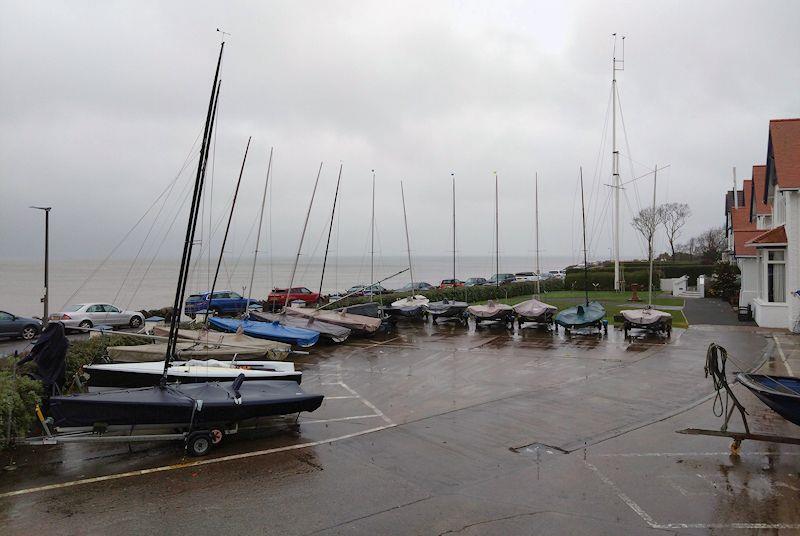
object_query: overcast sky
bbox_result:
[1,0,798,265]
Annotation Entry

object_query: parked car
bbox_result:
[184,291,252,318]
[439,279,464,289]
[485,273,516,285]
[514,272,541,282]
[266,287,321,307]
[397,282,435,293]
[49,303,145,330]
[546,269,567,280]
[345,284,389,296]
[464,277,488,287]
[0,311,42,340]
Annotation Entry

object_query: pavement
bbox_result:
[683,297,754,326]
[1,300,799,535]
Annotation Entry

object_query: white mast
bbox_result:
[285,162,322,308]
[370,169,375,298]
[612,34,625,291]
[246,146,273,313]
[732,166,738,208]
[649,165,658,306]
[535,172,541,297]
[400,181,415,295]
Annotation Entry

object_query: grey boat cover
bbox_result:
[152,327,290,358]
[336,302,380,318]
[282,307,382,334]
[467,300,513,319]
[107,342,276,363]
[250,311,351,343]
[620,308,672,325]
[513,298,557,319]
[426,300,468,315]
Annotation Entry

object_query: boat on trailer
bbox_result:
[151,327,291,359]
[620,307,672,338]
[426,299,468,324]
[388,295,429,320]
[250,311,351,343]
[737,373,800,426]
[513,298,557,329]
[467,300,515,327]
[107,341,271,362]
[84,359,300,391]
[209,316,320,348]
[282,306,382,335]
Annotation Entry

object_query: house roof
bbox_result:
[750,164,771,217]
[731,205,759,256]
[725,188,745,216]
[746,224,787,247]
[768,118,800,190]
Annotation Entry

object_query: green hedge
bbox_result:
[329,279,565,309]
[564,269,662,291]
[66,334,150,380]
[0,369,43,447]
[566,263,714,286]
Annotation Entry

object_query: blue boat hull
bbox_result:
[555,301,605,329]
[737,373,800,426]
[209,317,319,348]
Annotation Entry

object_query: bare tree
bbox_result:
[661,202,691,257]
[632,206,666,266]
[695,227,726,262]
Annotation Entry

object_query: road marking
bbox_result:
[323,395,359,400]
[596,451,800,458]
[0,423,397,499]
[773,335,794,376]
[585,458,800,529]
[302,414,381,424]
[339,381,394,425]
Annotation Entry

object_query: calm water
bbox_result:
[0,255,575,316]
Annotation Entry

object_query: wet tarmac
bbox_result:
[2,315,799,534]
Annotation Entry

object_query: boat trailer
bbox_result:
[676,343,800,455]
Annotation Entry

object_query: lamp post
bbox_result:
[30,206,51,326]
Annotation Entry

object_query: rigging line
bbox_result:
[622,187,648,257]
[126,169,198,309]
[61,129,204,310]
[225,211,260,291]
[587,188,612,254]
[587,86,614,231]
[318,163,343,297]
[616,85,643,215]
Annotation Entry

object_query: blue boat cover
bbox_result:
[555,301,605,328]
[209,317,319,348]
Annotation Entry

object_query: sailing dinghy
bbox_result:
[283,306,382,334]
[209,317,320,348]
[84,359,300,391]
[425,299,468,323]
[737,373,800,427]
[251,311,351,343]
[107,341,270,363]
[620,307,672,337]
[467,300,514,326]
[151,326,290,358]
[388,295,430,319]
[513,298,557,328]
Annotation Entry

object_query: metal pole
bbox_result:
[400,181,415,294]
[30,206,52,325]
[246,146,273,315]
[535,173,540,297]
[285,162,322,308]
[732,166,738,208]
[580,167,589,306]
[370,169,375,302]
[649,165,658,306]
[318,163,343,297]
[495,172,499,288]
[611,35,623,292]
[452,173,456,283]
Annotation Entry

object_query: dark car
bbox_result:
[0,310,43,340]
[485,273,516,285]
[464,277,487,287]
[397,282,435,293]
[184,291,251,318]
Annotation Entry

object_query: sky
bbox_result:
[1,0,799,266]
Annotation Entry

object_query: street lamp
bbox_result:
[30,206,51,325]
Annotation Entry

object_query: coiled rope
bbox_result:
[705,343,749,433]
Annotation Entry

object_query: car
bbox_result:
[0,311,43,340]
[464,277,488,287]
[439,279,464,289]
[485,273,516,285]
[344,284,389,296]
[397,282,435,293]
[184,291,252,318]
[49,303,145,330]
[266,287,321,307]
[546,269,567,280]
[514,272,541,282]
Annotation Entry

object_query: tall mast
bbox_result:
[206,136,251,328]
[318,163,343,297]
[580,167,589,306]
[163,40,224,381]
[495,171,499,288]
[400,181,415,294]
[452,172,456,282]
[649,165,658,306]
[732,166,738,208]
[612,34,625,291]
[285,162,322,308]
[535,172,541,297]
[246,146,273,314]
[370,169,375,302]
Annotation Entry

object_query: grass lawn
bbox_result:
[475,290,688,329]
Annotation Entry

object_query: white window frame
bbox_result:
[765,248,786,303]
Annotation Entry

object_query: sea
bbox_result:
[0,255,576,316]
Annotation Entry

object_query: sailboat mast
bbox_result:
[649,165,658,306]
[246,146,273,313]
[612,35,624,292]
[163,41,224,380]
[452,173,456,282]
[495,171,499,288]
[370,169,375,302]
[580,167,589,306]
[318,163,343,297]
[535,172,541,296]
[285,162,323,308]
[400,181,415,294]
[206,136,252,327]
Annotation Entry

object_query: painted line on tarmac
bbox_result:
[585,459,800,530]
[596,451,800,457]
[0,423,397,499]
[773,334,795,376]
[302,414,381,424]
[339,381,394,425]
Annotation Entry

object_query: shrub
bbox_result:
[710,262,740,301]
[66,334,149,381]
[0,369,43,447]
[563,269,660,291]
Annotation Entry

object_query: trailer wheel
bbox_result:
[186,432,213,457]
[210,428,224,445]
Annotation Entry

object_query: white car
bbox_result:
[49,303,144,330]
[514,272,542,282]
[546,269,567,280]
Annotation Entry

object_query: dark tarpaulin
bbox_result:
[17,322,69,393]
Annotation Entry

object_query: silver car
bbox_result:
[49,303,144,330]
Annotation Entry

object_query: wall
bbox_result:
[786,191,800,332]
[753,298,790,329]
[737,257,759,307]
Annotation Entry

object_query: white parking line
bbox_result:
[339,381,394,425]
[773,335,795,376]
[302,414,381,424]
